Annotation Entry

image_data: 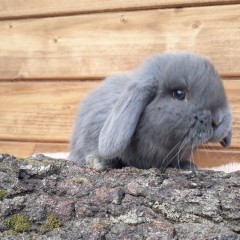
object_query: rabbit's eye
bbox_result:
[172,89,187,101]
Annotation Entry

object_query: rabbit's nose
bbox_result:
[193,110,212,127]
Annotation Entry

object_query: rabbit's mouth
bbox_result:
[210,130,232,148]
[183,128,213,148]
[209,113,232,148]
[185,110,231,148]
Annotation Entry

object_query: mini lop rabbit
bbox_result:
[69,52,232,170]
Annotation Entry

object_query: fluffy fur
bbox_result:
[69,52,232,170]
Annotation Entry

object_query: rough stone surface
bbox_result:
[0,154,239,239]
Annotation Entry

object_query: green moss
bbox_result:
[16,157,60,166]
[27,160,40,165]
[42,159,56,165]
[98,219,110,229]
[16,157,38,165]
[16,157,26,161]
[3,214,31,233]
[0,189,7,200]
[40,214,62,234]
[70,177,91,185]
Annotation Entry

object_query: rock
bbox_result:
[0,154,239,239]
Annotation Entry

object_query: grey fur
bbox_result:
[69,52,232,170]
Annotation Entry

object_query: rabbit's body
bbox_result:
[69,52,232,170]
[70,74,129,166]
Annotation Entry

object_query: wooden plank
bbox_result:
[223,80,240,149]
[194,149,240,170]
[0,141,69,158]
[0,81,100,142]
[0,80,239,147]
[0,5,240,79]
[0,0,238,20]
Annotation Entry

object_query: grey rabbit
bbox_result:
[69,51,232,170]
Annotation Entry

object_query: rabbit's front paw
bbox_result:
[86,155,106,170]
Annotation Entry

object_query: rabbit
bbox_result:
[69,51,232,171]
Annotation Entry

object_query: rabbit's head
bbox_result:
[99,52,232,162]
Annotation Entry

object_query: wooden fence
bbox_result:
[0,1,239,169]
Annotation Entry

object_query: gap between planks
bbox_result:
[0,1,239,21]
[0,76,240,83]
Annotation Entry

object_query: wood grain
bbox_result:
[0,141,69,158]
[0,80,239,147]
[0,5,240,80]
[0,81,100,142]
[194,149,240,169]
[0,0,238,19]
[223,80,240,149]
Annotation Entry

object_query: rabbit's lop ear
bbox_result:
[99,78,157,159]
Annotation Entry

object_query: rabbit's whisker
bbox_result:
[162,137,188,171]
[160,140,183,169]
[206,140,222,159]
[191,144,195,168]
[176,139,191,169]
[176,138,191,169]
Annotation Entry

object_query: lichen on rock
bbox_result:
[40,214,62,234]
[3,214,31,234]
[0,189,7,201]
[0,154,239,239]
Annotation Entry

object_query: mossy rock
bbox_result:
[16,157,60,166]
[70,177,91,185]
[0,189,7,201]
[40,214,62,234]
[3,214,31,233]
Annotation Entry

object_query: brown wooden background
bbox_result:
[0,1,239,169]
